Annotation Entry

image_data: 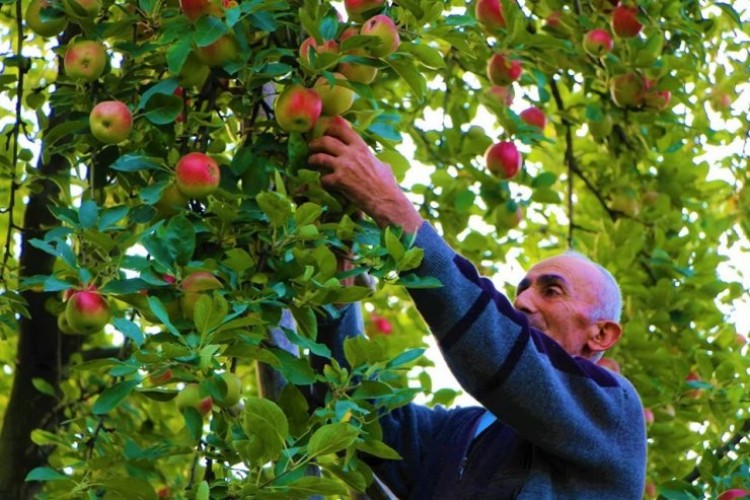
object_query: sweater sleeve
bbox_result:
[408,222,647,484]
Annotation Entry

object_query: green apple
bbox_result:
[215,372,242,408]
[314,73,355,116]
[180,271,223,320]
[64,40,107,82]
[25,0,67,37]
[176,383,213,416]
[195,34,240,67]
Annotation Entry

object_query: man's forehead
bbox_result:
[523,255,599,284]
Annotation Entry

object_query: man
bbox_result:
[308,118,647,499]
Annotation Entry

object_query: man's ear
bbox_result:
[588,320,622,353]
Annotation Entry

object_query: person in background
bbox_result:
[307,118,648,499]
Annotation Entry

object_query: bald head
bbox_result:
[560,251,622,323]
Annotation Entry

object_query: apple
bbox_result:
[609,72,645,108]
[717,490,750,500]
[344,0,384,22]
[544,11,570,35]
[519,106,545,130]
[737,334,747,347]
[314,73,355,116]
[64,0,101,18]
[195,34,240,67]
[65,290,111,335]
[644,482,657,499]
[57,312,78,335]
[643,407,654,426]
[583,29,614,57]
[64,40,107,82]
[485,141,521,179]
[709,90,732,112]
[486,53,522,86]
[179,0,220,21]
[484,85,514,108]
[596,357,621,373]
[337,26,378,83]
[299,36,339,68]
[274,84,322,133]
[175,152,221,199]
[148,369,174,386]
[215,372,242,408]
[475,0,505,33]
[612,5,642,37]
[156,486,170,499]
[311,115,351,138]
[644,89,671,111]
[178,53,210,89]
[154,182,189,217]
[89,100,133,144]
[176,383,213,416]
[360,14,400,58]
[372,314,393,335]
[611,191,640,217]
[25,0,67,37]
[495,203,523,230]
[180,271,223,320]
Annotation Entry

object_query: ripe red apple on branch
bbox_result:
[64,40,108,82]
[485,141,521,179]
[583,29,614,57]
[361,14,400,58]
[717,490,750,500]
[519,106,546,130]
[65,289,111,335]
[89,100,133,144]
[487,53,522,86]
[299,36,339,68]
[344,0,384,22]
[275,84,322,133]
[175,152,221,199]
[612,5,643,38]
[475,0,505,33]
[179,0,220,22]
[484,85,514,108]
[609,72,646,108]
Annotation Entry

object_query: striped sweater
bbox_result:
[323,222,647,499]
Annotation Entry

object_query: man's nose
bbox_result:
[513,290,534,314]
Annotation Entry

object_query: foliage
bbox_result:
[0,0,748,498]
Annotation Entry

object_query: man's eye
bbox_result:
[543,286,562,296]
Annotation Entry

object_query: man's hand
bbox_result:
[308,117,424,233]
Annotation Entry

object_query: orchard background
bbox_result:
[0,0,749,498]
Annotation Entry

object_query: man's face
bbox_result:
[512,255,603,357]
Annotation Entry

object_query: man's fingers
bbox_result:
[308,135,348,156]
[323,119,362,147]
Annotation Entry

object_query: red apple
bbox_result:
[175,152,221,199]
[583,28,614,56]
[644,482,657,498]
[176,383,213,416]
[360,14,400,58]
[519,106,546,130]
[485,85,514,108]
[644,89,671,111]
[485,141,521,179]
[609,72,645,108]
[475,0,505,33]
[736,334,747,347]
[179,0,220,21]
[487,53,522,86]
[89,100,133,144]
[344,0,384,22]
[148,369,174,386]
[717,490,750,500]
[274,84,322,133]
[64,40,107,82]
[596,357,621,373]
[25,0,67,37]
[65,290,111,335]
[709,90,732,112]
[299,36,339,68]
[372,314,393,335]
[314,73,355,116]
[180,271,223,320]
[195,34,240,67]
[337,26,379,83]
[311,115,351,138]
[612,5,642,37]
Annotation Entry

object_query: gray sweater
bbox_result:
[325,222,647,499]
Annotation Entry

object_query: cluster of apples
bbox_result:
[274,0,400,135]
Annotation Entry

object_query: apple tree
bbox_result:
[0,0,748,498]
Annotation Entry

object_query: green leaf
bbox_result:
[531,172,557,188]
[44,119,88,147]
[307,422,359,458]
[395,274,442,288]
[92,379,140,415]
[241,397,288,462]
[387,348,425,368]
[32,377,56,397]
[113,317,144,347]
[195,480,210,500]
[387,57,427,102]
[344,336,385,368]
[398,43,446,69]
[137,79,179,111]
[285,477,350,497]
[257,191,292,226]
[166,215,196,266]
[398,247,423,272]
[166,35,193,75]
[109,154,165,172]
[194,293,229,336]
[25,467,68,482]
[102,278,149,294]
[147,296,182,337]
[98,206,129,230]
[715,2,743,27]
[356,438,402,460]
[143,94,183,125]
[194,16,229,47]
[78,200,98,229]
[384,227,405,261]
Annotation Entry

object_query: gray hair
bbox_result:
[564,250,622,323]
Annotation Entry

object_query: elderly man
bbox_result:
[308,119,647,499]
